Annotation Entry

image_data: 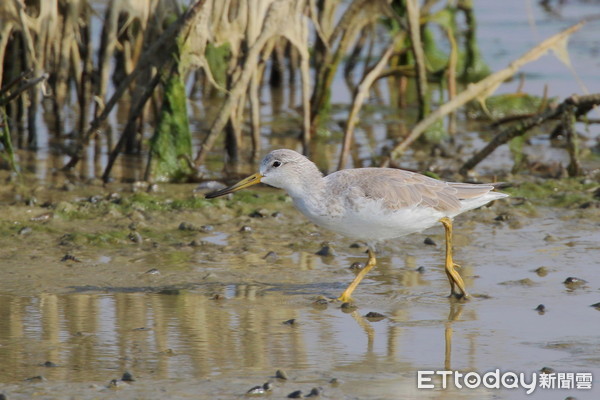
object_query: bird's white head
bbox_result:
[259,150,322,195]
[204,149,323,199]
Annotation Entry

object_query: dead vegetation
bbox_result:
[0,0,598,182]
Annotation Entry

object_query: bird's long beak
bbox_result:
[205,172,263,198]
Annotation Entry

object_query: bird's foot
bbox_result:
[448,289,470,301]
[446,262,469,300]
[336,294,354,304]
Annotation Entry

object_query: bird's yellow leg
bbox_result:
[440,217,469,299]
[337,249,377,303]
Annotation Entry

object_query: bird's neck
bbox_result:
[285,167,326,208]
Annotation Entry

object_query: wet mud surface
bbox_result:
[1,179,599,399]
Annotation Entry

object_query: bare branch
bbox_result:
[381,20,586,166]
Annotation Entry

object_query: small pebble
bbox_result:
[287,390,303,398]
[416,266,426,273]
[121,371,135,382]
[563,277,586,285]
[349,242,362,248]
[540,367,555,374]
[129,231,143,243]
[544,234,558,242]
[283,319,296,326]
[364,312,386,321]
[315,243,334,257]
[88,195,103,204]
[239,225,253,233]
[108,192,121,201]
[30,212,53,222]
[200,225,213,232]
[535,304,546,314]
[494,213,510,221]
[61,254,81,263]
[423,237,436,246]
[349,262,364,271]
[329,378,339,386]
[578,201,599,209]
[18,227,32,235]
[108,379,124,388]
[144,268,160,276]
[247,385,266,396]
[179,222,197,231]
[263,251,278,262]
[59,234,74,246]
[590,302,600,310]
[249,209,268,218]
[275,369,289,380]
[0,393,7,400]
[534,266,549,277]
[42,361,57,367]
[306,387,321,397]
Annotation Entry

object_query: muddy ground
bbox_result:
[0,173,599,399]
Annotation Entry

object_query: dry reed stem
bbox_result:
[338,43,396,170]
[406,0,428,120]
[381,20,586,167]
[194,0,311,166]
[64,0,206,170]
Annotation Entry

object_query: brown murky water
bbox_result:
[1,179,599,399]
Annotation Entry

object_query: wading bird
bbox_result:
[206,149,507,302]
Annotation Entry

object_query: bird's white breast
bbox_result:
[292,194,444,241]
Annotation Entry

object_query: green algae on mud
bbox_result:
[1,173,600,400]
[503,178,600,209]
[0,171,598,299]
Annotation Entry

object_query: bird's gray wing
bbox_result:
[328,168,495,213]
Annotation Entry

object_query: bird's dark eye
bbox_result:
[272,161,281,168]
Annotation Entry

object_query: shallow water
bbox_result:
[2,1,600,399]
[1,185,599,399]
